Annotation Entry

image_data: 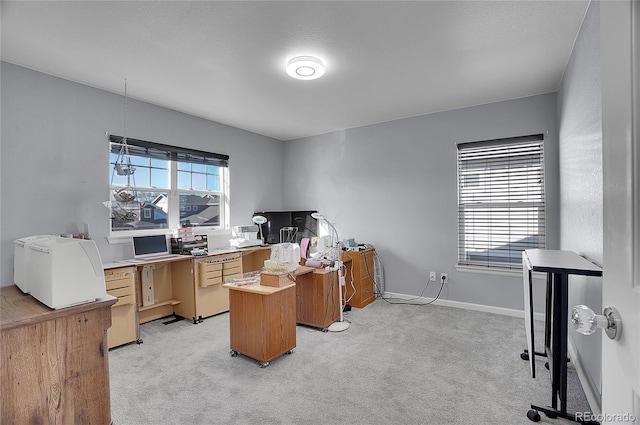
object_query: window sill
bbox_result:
[456,265,546,279]
[107,227,230,245]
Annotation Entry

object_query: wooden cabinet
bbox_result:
[225,282,296,367]
[102,248,268,334]
[105,266,137,348]
[295,267,340,330]
[341,248,376,308]
[175,252,243,323]
[1,285,115,425]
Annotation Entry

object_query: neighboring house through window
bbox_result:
[457,134,545,270]
[108,135,229,234]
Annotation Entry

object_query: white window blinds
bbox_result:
[457,134,545,270]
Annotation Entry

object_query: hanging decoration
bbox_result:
[105,78,140,224]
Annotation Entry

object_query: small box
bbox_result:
[260,273,295,287]
[177,227,195,242]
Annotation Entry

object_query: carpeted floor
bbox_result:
[108,299,593,424]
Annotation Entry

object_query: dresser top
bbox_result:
[1,285,116,331]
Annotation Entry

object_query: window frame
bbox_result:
[456,134,546,271]
[108,135,229,239]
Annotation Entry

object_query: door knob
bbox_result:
[571,305,622,340]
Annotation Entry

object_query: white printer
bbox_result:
[13,234,58,293]
[26,237,106,309]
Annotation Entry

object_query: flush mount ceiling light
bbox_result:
[286,56,325,80]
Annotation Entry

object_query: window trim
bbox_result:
[108,135,229,237]
[456,134,546,270]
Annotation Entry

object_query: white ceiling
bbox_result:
[1,1,589,141]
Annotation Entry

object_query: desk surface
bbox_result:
[103,245,271,270]
[524,249,602,276]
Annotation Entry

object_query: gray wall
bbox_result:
[557,1,602,401]
[283,93,560,312]
[0,62,285,285]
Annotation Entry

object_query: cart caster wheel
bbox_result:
[322,328,328,333]
[136,339,143,344]
[527,409,541,422]
[286,350,294,354]
[545,362,549,370]
[229,350,238,357]
[260,361,270,368]
[521,352,529,361]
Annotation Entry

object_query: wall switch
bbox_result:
[429,271,436,282]
[441,273,448,284]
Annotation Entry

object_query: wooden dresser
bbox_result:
[341,247,377,308]
[1,285,116,425]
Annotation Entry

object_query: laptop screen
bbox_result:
[133,235,170,259]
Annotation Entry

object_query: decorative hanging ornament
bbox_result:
[106,78,139,224]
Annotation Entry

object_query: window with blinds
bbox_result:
[109,135,229,233]
[457,134,545,270]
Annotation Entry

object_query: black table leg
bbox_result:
[559,273,569,413]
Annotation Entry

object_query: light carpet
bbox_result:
[109,299,593,424]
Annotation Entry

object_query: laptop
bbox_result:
[125,235,180,262]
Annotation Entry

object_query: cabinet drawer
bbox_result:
[201,268,223,279]
[108,286,133,299]
[199,275,223,288]
[112,293,135,307]
[199,262,222,273]
[223,259,241,269]
[105,268,134,282]
[106,278,132,291]
[108,303,137,348]
[223,264,242,276]
[198,262,223,288]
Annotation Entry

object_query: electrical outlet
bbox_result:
[429,271,436,282]
[441,273,448,284]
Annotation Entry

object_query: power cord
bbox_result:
[352,244,445,306]
[379,273,446,306]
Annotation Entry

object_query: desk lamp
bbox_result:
[311,213,350,332]
[252,215,267,243]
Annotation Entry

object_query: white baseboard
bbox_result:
[567,337,602,415]
[383,291,546,321]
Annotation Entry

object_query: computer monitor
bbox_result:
[133,235,170,260]
[253,210,318,244]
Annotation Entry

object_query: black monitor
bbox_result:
[253,211,318,244]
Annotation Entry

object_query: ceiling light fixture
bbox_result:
[286,56,325,80]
